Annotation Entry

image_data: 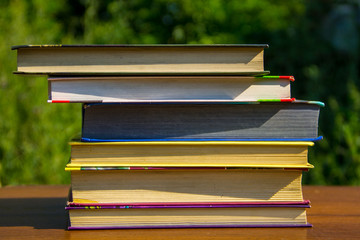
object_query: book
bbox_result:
[12,44,269,75]
[81,101,323,141]
[67,141,314,168]
[48,75,293,103]
[67,168,306,204]
[66,203,312,229]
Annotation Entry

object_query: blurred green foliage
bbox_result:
[0,0,359,186]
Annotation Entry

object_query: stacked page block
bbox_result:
[12,44,322,229]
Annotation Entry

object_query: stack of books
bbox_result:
[12,44,323,229]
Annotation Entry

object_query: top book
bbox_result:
[12,44,269,75]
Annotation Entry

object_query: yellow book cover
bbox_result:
[67,141,314,169]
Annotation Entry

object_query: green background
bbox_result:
[1,0,359,186]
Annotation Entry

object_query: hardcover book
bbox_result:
[66,202,312,229]
[67,141,314,168]
[81,101,323,141]
[48,75,293,102]
[12,44,269,75]
[67,168,306,204]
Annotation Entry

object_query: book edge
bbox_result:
[12,44,270,50]
[67,223,312,230]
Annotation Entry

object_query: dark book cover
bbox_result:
[81,101,323,141]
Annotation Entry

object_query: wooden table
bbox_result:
[0,185,359,239]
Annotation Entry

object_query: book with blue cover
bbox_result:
[81,100,323,142]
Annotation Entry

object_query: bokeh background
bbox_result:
[0,0,359,186]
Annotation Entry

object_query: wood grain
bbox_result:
[0,185,359,239]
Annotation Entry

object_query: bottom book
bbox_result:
[66,203,311,229]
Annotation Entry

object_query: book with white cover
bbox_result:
[48,75,293,103]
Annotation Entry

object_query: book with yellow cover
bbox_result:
[67,167,307,205]
[67,141,314,168]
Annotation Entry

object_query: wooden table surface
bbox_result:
[0,185,359,239]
